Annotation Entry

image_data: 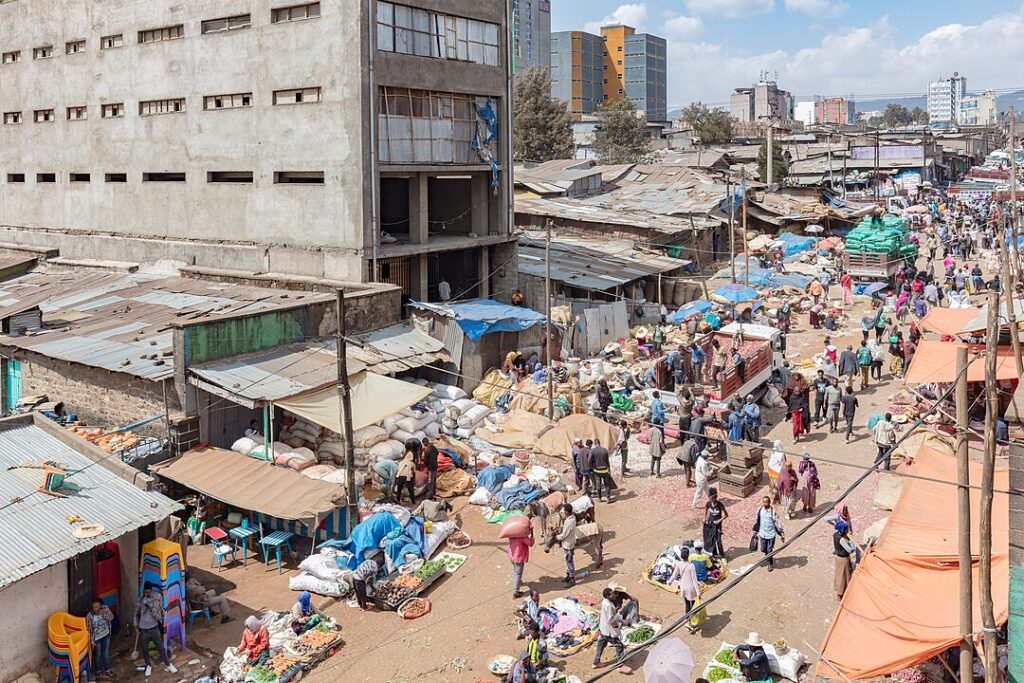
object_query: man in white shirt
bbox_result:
[592,588,624,669]
[438,277,452,302]
[872,413,898,471]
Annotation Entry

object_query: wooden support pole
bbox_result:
[979,291,999,682]
[955,346,973,683]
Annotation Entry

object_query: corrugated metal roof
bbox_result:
[189,323,446,403]
[0,423,181,588]
[0,269,333,381]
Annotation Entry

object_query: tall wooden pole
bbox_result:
[336,290,359,531]
[999,212,1023,374]
[954,346,973,683]
[1010,107,1019,278]
[979,291,999,682]
[742,170,749,288]
[728,175,736,284]
[766,124,774,188]
[545,219,554,419]
[874,130,880,199]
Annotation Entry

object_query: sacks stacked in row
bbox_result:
[278,417,323,451]
[299,463,366,489]
[230,438,317,471]
[845,215,911,254]
[440,398,491,438]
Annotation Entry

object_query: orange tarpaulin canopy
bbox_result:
[903,339,1019,384]
[818,448,1009,679]
[918,307,979,336]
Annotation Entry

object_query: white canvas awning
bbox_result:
[275,371,432,432]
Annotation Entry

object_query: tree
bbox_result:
[591,99,650,164]
[880,103,914,128]
[678,101,735,144]
[511,67,574,162]
[756,139,788,184]
[910,106,929,125]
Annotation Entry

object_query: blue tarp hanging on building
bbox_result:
[411,300,546,342]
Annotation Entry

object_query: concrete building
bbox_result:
[512,0,551,72]
[598,25,667,122]
[815,96,855,125]
[0,0,516,303]
[927,72,967,128]
[730,77,794,123]
[959,90,999,126]
[550,31,605,117]
[794,101,816,126]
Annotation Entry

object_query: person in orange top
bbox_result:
[238,616,270,666]
[807,278,824,306]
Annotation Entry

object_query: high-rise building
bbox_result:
[814,97,855,125]
[927,73,967,128]
[512,0,551,72]
[959,90,999,126]
[0,0,517,302]
[730,77,793,123]
[550,31,604,117]
[595,25,666,122]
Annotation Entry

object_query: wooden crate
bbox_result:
[718,479,758,498]
[727,442,764,468]
[718,463,764,487]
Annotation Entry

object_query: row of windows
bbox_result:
[1,88,322,124]
[4,171,325,185]
[0,3,319,63]
[376,1,500,67]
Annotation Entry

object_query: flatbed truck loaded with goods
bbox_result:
[698,323,784,408]
[842,214,917,282]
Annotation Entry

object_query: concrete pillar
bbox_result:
[411,254,429,301]
[410,174,429,244]
[479,247,490,299]
[471,173,490,235]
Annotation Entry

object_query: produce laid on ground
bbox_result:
[414,559,445,579]
[714,649,736,667]
[434,551,467,573]
[393,573,423,590]
[298,629,339,649]
[397,597,431,619]
[373,580,412,604]
[707,667,732,682]
[264,654,301,676]
[245,666,276,683]
[626,624,655,644]
[446,530,472,549]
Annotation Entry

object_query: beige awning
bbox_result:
[150,447,344,523]
[275,371,432,432]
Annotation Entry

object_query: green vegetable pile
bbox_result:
[707,667,732,682]
[415,559,445,579]
[247,665,276,683]
[714,649,735,666]
[626,625,655,643]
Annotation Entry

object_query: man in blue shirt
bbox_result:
[689,344,706,384]
[650,391,665,435]
[741,395,761,442]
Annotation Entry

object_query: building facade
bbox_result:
[959,90,998,126]
[623,32,667,122]
[512,0,551,72]
[550,31,604,117]
[815,96,855,125]
[0,0,516,302]
[730,79,793,123]
[927,73,967,128]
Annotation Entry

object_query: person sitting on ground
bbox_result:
[290,591,324,634]
[515,589,543,637]
[413,498,452,523]
[734,633,772,682]
[689,539,713,583]
[238,616,270,666]
[508,651,534,683]
[186,576,233,624]
[526,624,549,671]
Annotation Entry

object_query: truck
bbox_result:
[842,214,915,282]
[843,248,904,281]
[697,322,784,408]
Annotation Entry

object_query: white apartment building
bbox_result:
[0,0,516,302]
[959,90,999,126]
[927,73,967,128]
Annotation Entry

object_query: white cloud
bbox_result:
[662,14,704,40]
[663,7,1024,110]
[582,3,648,33]
[783,0,848,16]
[682,0,775,19]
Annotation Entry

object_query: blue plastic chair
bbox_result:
[187,607,212,630]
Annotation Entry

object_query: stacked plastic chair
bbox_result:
[139,538,186,653]
[47,612,91,683]
[93,541,121,618]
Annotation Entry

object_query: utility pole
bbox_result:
[1000,210,1023,374]
[544,219,554,419]
[1010,107,1019,278]
[766,123,774,187]
[979,290,999,683]
[742,169,749,288]
[335,290,359,531]
[827,134,834,191]
[728,175,736,284]
[954,346,973,683]
[874,129,880,200]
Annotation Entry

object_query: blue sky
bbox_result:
[552,0,1024,109]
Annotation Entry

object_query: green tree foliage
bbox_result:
[591,99,651,164]
[910,106,929,124]
[880,103,914,128]
[679,101,736,144]
[512,67,574,162]
[756,139,789,184]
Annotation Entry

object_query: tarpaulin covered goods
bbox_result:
[275,372,432,432]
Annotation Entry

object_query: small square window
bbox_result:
[33,46,54,60]
[3,111,22,125]
[67,106,88,121]
[271,2,321,23]
[70,173,91,183]
[100,34,124,50]
[2,50,21,64]
[66,40,86,55]
[102,103,124,118]
[105,173,128,183]
[34,109,55,123]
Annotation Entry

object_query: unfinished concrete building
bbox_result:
[0,0,516,301]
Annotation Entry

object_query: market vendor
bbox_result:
[237,616,270,666]
[290,591,325,634]
[526,625,549,671]
[244,420,262,441]
[373,459,398,503]
[607,581,640,626]
[351,558,379,611]
[733,633,772,682]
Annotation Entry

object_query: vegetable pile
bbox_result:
[436,552,466,571]
[264,654,301,675]
[707,667,732,682]
[373,580,412,604]
[247,666,276,683]
[414,559,445,579]
[398,597,431,619]
[714,649,736,667]
[394,574,423,590]
[626,624,655,644]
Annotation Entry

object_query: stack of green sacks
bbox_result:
[844,215,913,254]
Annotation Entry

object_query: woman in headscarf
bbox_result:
[833,521,855,599]
[797,452,820,514]
[767,440,786,503]
[290,591,324,634]
[826,504,853,534]
[777,460,798,519]
[726,408,743,442]
[894,290,910,322]
[888,330,905,378]
[238,616,270,665]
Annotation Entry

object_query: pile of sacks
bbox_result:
[288,546,353,598]
[230,434,317,472]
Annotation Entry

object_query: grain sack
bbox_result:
[231,437,258,455]
[353,425,388,448]
[301,464,336,481]
[395,416,420,434]
[424,422,440,439]
[457,404,490,428]
[432,383,467,400]
[369,440,402,461]
[382,414,402,434]
[453,398,477,413]
[415,411,438,431]
[392,428,415,443]
[444,405,462,420]
[455,427,474,439]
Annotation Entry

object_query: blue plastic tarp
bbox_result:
[670,300,713,324]
[775,231,819,258]
[713,284,760,303]
[410,300,545,342]
[322,511,402,569]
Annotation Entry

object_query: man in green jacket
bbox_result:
[856,340,872,390]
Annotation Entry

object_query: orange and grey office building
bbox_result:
[550,24,666,122]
